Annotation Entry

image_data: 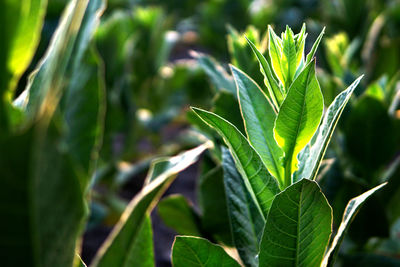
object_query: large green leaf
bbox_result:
[91,144,209,267]
[0,0,47,128]
[0,121,85,267]
[232,65,284,185]
[246,37,283,109]
[222,147,264,267]
[259,179,332,267]
[0,0,47,95]
[293,76,363,182]
[321,183,387,267]
[158,194,202,236]
[274,60,323,186]
[172,236,240,267]
[21,0,90,120]
[192,108,280,217]
[63,0,106,186]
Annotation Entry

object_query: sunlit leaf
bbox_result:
[274,60,323,186]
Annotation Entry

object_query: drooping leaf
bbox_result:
[192,108,280,217]
[91,143,209,267]
[222,147,264,267]
[321,183,387,267]
[158,194,202,236]
[231,65,284,185]
[294,75,363,182]
[246,37,283,110]
[274,60,323,186]
[259,179,332,267]
[172,236,240,267]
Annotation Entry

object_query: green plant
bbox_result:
[169,24,387,267]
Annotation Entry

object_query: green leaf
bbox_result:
[172,236,240,267]
[91,143,209,267]
[0,121,86,267]
[245,37,283,109]
[123,215,155,267]
[193,51,236,95]
[198,166,232,245]
[192,108,280,217]
[268,26,285,87]
[231,65,284,185]
[321,183,387,267]
[259,179,332,267]
[63,0,106,186]
[158,194,202,236]
[22,0,91,120]
[274,60,323,186]
[294,75,363,182]
[306,27,325,64]
[222,147,264,267]
[281,26,298,87]
[0,0,47,95]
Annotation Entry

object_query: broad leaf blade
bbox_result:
[91,144,209,267]
[322,183,387,267]
[274,60,323,185]
[232,65,284,185]
[294,76,363,182]
[192,108,280,217]
[158,194,202,236]
[0,122,86,267]
[245,37,283,110]
[0,0,47,94]
[222,147,264,267]
[172,236,240,267]
[63,0,106,185]
[259,179,332,267]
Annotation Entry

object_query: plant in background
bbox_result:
[169,24,387,267]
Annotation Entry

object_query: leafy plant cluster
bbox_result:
[1,0,400,267]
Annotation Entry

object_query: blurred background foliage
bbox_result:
[2,0,400,266]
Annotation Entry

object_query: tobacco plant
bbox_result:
[170,25,387,267]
